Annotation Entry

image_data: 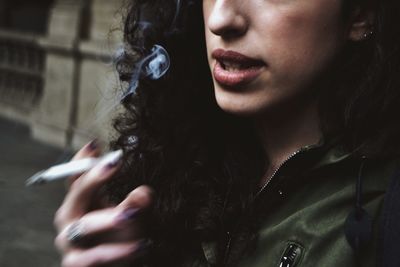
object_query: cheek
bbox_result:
[262,4,344,82]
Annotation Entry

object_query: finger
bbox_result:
[72,139,102,161]
[90,188,115,210]
[55,208,141,251]
[78,208,141,235]
[67,140,102,187]
[61,241,147,267]
[117,185,154,212]
[55,208,115,251]
[55,152,123,228]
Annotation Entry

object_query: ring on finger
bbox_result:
[66,221,85,245]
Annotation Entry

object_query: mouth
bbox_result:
[212,49,266,87]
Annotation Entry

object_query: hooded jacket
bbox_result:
[191,142,399,267]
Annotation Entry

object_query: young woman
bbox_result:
[53,0,400,266]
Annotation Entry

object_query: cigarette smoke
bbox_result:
[123,44,170,99]
[169,0,182,32]
[72,44,170,139]
[121,0,191,100]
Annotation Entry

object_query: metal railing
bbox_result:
[0,29,45,110]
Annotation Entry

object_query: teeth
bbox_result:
[221,60,243,71]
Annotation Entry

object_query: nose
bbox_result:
[206,0,248,39]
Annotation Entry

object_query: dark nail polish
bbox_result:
[117,208,140,222]
[88,139,99,150]
[106,160,120,169]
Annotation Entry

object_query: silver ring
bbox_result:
[66,221,85,244]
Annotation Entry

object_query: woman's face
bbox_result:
[203,0,349,116]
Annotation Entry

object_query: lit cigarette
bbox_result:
[26,150,123,186]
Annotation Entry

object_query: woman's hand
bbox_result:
[54,141,153,267]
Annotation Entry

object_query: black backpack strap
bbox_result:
[377,169,400,267]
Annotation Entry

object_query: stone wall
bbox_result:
[0,0,125,149]
[71,0,124,148]
[0,29,44,123]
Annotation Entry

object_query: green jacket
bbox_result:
[188,143,399,267]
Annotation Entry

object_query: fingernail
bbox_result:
[87,139,99,151]
[101,150,123,169]
[106,160,120,169]
[116,208,140,222]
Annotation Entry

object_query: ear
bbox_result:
[348,6,375,41]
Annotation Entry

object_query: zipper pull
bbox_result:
[279,243,303,267]
[223,231,232,264]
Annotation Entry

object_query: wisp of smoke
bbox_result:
[169,0,182,32]
[123,44,170,100]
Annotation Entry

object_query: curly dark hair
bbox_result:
[108,0,400,265]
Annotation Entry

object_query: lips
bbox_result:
[212,49,265,87]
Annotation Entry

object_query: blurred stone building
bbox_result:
[0,0,124,149]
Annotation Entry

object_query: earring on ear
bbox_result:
[362,29,374,40]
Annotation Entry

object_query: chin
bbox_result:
[214,88,267,117]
